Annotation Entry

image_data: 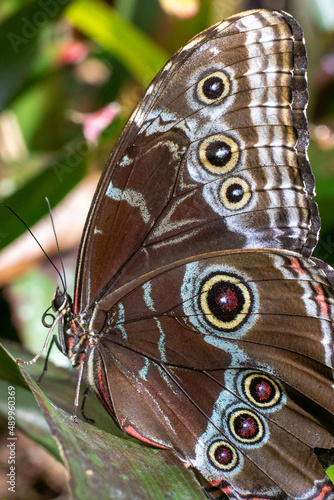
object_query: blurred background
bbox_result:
[0,0,334,498]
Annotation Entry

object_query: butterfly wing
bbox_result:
[84,249,334,499]
[73,9,320,312]
[66,8,334,500]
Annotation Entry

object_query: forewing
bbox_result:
[74,10,319,312]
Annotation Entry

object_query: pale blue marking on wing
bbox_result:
[116,303,128,340]
[156,318,167,362]
[106,181,151,223]
[143,281,156,312]
[139,358,150,380]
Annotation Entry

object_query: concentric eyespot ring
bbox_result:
[242,373,282,409]
[197,71,230,104]
[228,409,265,444]
[199,134,240,175]
[208,440,239,471]
[220,177,251,210]
[199,273,253,331]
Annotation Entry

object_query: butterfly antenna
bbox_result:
[45,198,67,292]
[3,204,66,292]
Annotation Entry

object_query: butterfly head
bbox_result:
[50,287,87,364]
[51,286,72,316]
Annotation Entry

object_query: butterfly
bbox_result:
[28,8,334,500]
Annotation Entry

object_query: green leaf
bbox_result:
[328,465,334,483]
[0,343,61,459]
[0,342,29,390]
[3,340,122,437]
[1,342,206,499]
[66,0,169,87]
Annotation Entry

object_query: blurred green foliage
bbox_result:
[1,0,334,498]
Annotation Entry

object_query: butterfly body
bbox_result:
[52,9,334,500]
